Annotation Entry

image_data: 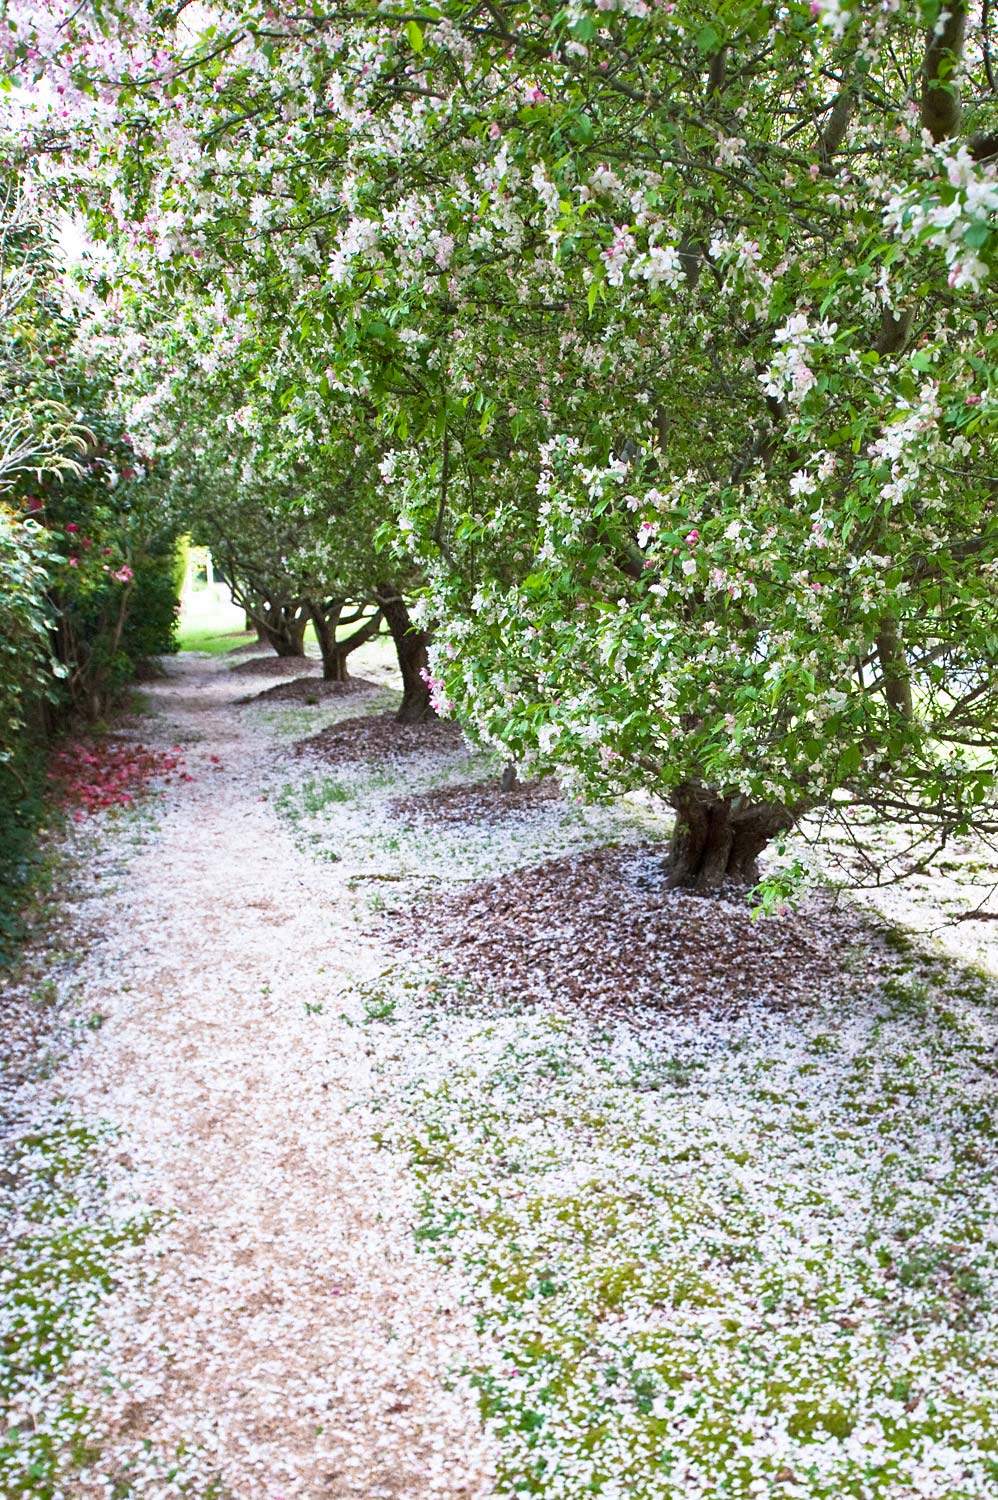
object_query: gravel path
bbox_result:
[8,652,495,1500]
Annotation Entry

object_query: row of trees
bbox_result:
[8,0,998,888]
[87,290,437,716]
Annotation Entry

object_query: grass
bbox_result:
[358,955,998,1500]
[176,623,258,653]
[275,775,352,821]
[178,586,406,688]
[176,583,257,653]
[177,582,393,659]
[0,1116,164,1499]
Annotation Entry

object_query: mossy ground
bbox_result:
[358,953,998,1499]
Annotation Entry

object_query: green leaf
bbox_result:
[570,113,595,146]
[839,744,862,777]
[406,19,424,53]
[695,24,722,52]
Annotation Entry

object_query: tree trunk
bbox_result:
[375,583,433,723]
[309,598,347,680]
[665,785,793,892]
[921,0,967,143]
[876,615,914,719]
[259,622,306,657]
[308,599,384,682]
[257,601,308,657]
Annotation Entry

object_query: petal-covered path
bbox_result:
[2,653,495,1499]
[7,650,998,1500]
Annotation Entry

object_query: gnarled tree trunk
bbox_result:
[308,598,347,680]
[307,598,384,682]
[375,582,433,723]
[665,784,793,892]
[256,599,308,657]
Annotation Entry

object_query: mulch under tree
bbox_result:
[402,842,876,1020]
[389,776,562,826]
[242,676,380,705]
[229,655,321,677]
[296,712,464,766]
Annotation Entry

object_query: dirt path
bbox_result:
[15,653,496,1500]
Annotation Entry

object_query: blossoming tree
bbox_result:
[15,0,998,884]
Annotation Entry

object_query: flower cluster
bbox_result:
[884,146,998,295]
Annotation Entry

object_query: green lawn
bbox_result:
[176,584,261,653]
[176,623,259,653]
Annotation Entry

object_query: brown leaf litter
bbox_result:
[296,712,464,766]
[242,675,380,705]
[389,776,562,826]
[229,654,321,677]
[402,842,877,1021]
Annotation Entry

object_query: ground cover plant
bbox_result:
[0,1114,163,1500]
[362,943,998,1500]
